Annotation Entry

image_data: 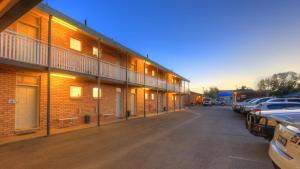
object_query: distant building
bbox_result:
[218,91,233,105]
[188,92,203,105]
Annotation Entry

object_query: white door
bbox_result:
[130,93,136,115]
[15,85,38,130]
[116,89,122,118]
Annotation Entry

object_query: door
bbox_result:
[15,85,38,130]
[116,88,122,118]
[115,59,121,80]
[130,93,136,115]
[159,94,163,112]
[17,22,39,63]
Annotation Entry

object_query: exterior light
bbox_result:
[52,17,78,31]
[51,73,76,79]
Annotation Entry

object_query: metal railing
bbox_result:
[0,30,189,93]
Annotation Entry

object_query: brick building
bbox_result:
[0,3,190,140]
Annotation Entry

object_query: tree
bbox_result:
[257,71,300,96]
[236,85,252,91]
[204,87,219,99]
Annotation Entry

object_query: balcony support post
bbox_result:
[156,65,159,115]
[46,15,52,137]
[143,60,146,117]
[125,53,128,120]
[165,74,168,112]
[97,40,102,126]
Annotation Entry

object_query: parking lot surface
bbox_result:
[0,107,273,169]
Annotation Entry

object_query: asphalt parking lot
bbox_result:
[0,106,273,169]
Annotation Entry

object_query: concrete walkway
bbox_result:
[0,107,273,169]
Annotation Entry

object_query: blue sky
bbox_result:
[44,0,300,93]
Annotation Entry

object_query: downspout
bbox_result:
[97,39,102,126]
[47,15,52,137]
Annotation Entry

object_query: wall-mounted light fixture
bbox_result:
[52,16,78,31]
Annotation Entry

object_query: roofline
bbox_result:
[36,3,190,82]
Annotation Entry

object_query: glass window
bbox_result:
[145,93,148,100]
[70,86,82,98]
[151,70,155,77]
[270,99,285,102]
[151,93,155,100]
[93,88,102,98]
[267,104,285,110]
[287,99,300,103]
[70,38,81,51]
[145,68,148,74]
[93,47,99,57]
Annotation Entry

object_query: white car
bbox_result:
[242,97,272,114]
[203,98,212,106]
[269,113,300,169]
[246,103,300,140]
[267,98,300,103]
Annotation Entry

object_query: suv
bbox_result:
[269,113,300,169]
[203,98,212,106]
[246,103,300,140]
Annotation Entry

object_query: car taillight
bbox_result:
[251,108,261,113]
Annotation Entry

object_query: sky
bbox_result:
[44,0,300,93]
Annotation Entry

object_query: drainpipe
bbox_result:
[47,15,52,137]
[156,65,159,115]
[97,39,102,126]
[125,53,128,120]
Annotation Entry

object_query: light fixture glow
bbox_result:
[51,73,76,79]
[52,17,78,31]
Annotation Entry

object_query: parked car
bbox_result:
[246,103,300,140]
[269,113,300,169]
[203,98,212,106]
[267,97,300,103]
[241,97,272,115]
[215,99,226,106]
[232,98,253,112]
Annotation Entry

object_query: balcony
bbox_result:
[0,30,189,93]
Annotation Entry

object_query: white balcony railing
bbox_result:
[0,30,189,93]
[0,30,48,66]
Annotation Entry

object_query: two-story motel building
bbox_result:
[0,3,190,140]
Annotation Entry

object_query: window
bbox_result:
[70,86,82,98]
[93,47,99,57]
[70,38,81,51]
[287,99,300,103]
[267,104,285,110]
[270,99,285,102]
[93,88,102,98]
[145,68,148,74]
[151,70,155,77]
[145,93,149,100]
[151,93,155,100]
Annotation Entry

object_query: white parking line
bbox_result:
[228,155,269,164]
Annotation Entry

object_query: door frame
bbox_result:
[15,84,40,130]
[15,75,40,131]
